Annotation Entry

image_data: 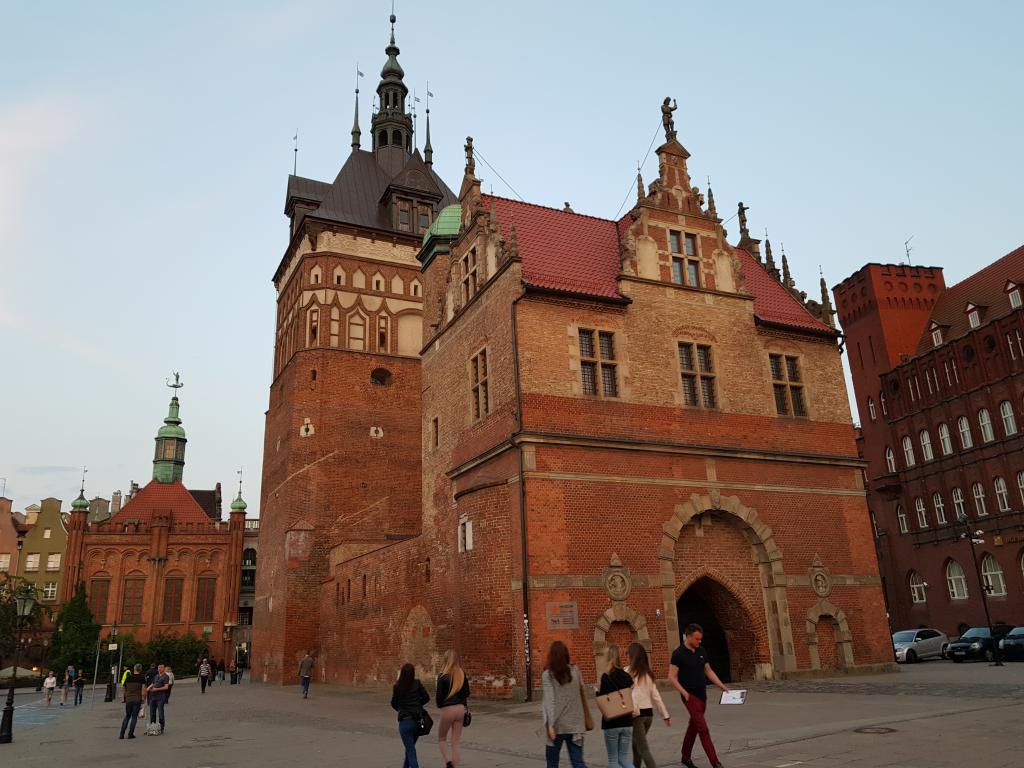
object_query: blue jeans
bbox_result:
[74,686,84,705]
[546,733,587,767]
[398,717,421,768]
[300,676,311,696]
[602,727,634,768]
[120,701,141,737]
[149,698,166,730]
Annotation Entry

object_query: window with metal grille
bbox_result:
[89,579,110,623]
[678,342,716,408]
[471,349,490,420]
[238,607,253,626]
[460,249,479,304]
[121,578,145,624]
[162,578,184,623]
[579,329,618,398]
[769,354,806,416]
[195,577,217,621]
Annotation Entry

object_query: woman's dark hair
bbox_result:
[546,640,572,685]
[396,662,416,692]
[628,642,653,684]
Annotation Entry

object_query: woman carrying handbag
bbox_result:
[541,640,591,768]
[436,650,471,768]
[596,645,636,768]
[391,663,430,768]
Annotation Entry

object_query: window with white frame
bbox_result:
[1010,287,1022,309]
[880,391,888,416]
[938,423,952,455]
[933,492,947,524]
[457,517,474,553]
[909,571,927,604]
[958,416,973,449]
[902,436,916,467]
[43,528,52,539]
[952,487,966,519]
[968,309,980,328]
[1000,400,1017,435]
[46,553,61,571]
[0,553,10,572]
[994,476,1010,512]
[897,504,908,533]
[946,560,968,600]
[43,582,58,601]
[915,497,928,528]
[932,328,943,347]
[978,409,995,442]
[973,482,988,516]
[919,430,934,461]
[25,553,40,571]
[885,447,897,473]
[981,554,1007,596]
[1018,471,1024,506]
[867,397,876,421]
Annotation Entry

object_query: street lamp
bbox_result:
[103,623,119,702]
[0,576,37,744]
[956,512,1004,667]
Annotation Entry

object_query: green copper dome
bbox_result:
[71,490,89,512]
[422,204,462,245]
[230,491,247,513]
[153,390,187,483]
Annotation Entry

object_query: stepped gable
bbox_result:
[110,480,211,525]
[913,243,1024,356]
[734,248,834,334]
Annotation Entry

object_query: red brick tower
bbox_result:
[253,13,457,683]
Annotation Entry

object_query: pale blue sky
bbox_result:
[2,1,1021,515]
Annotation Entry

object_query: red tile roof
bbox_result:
[112,480,212,524]
[480,194,832,333]
[913,244,1024,356]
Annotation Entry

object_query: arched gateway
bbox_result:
[658,491,797,679]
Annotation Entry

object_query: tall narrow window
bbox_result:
[377,316,389,353]
[309,307,319,345]
[880,391,888,416]
[933,492,947,524]
[1018,471,1024,506]
[968,309,980,328]
[162,578,184,623]
[957,416,973,449]
[867,397,876,421]
[952,487,966,519]
[973,482,988,516]
[909,571,927,604]
[902,436,916,467]
[885,447,897,473]
[946,560,968,600]
[348,313,366,351]
[978,409,995,442]
[994,476,1010,512]
[121,578,145,624]
[579,329,618,398]
[919,430,934,461]
[915,497,928,528]
[896,504,908,533]
[770,354,806,416]
[470,349,490,420]
[1000,400,1017,435]
[1010,288,1022,309]
[431,416,440,449]
[460,249,479,304]
[678,342,716,408]
[938,423,953,455]
[195,577,217,622]
[981,554,1007,596]
[89,579,110,623]
[684,234,700,287]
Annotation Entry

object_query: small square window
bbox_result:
[43,528,52,539]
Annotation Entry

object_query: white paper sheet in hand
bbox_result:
[720,689,747,705]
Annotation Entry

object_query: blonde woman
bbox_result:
[597,645,635,768]
[435,650,471,768]
[627,642,670,768]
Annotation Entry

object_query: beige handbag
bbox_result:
[595,686,634,720]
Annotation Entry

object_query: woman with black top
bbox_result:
[435,649,471,768]
[391,663,430,768]
[598,645,636,768]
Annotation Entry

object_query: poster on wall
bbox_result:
[545,601,579,630]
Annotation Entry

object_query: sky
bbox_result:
[2,1,1021,517]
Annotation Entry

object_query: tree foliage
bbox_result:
[48,581,99,673]
[0,573,48,663]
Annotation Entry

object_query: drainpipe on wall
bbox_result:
[510,290,532,702]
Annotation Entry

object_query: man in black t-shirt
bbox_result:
[668,623,730,768]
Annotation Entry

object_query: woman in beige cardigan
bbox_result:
[627,643,670,768]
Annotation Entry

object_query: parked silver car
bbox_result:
[892,628,948,663]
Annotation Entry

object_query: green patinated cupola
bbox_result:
[153,374,187,483]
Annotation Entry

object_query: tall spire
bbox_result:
[781,244,795,289]
[153,374,187,484]
[424,86,433,166]
[764,237,777,275]
[351,84,361,151]
[706,178,717,218]
[820,267,836,328]
[371,11,412,155]
[636,163,644,205]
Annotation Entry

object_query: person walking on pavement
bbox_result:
[164,665,175,701]
[669,623,730,768]
[198,658,212,693]
[43,670,57,705]
[390,662,430,768]
[598,645,635,768]
[207,657,216,686]
[627,643,670,768]
[119,664,146,739]
[73,669,86,706]
[146,663,171,735]
[298,651,315,698]
[541,640,589,768]
[60,664,74,705]
[120,666,131,686]
[436,649,470,768]
[217,658,225,681]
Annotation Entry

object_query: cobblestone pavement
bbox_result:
[1,661,1022,767]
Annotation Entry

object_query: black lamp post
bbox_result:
[956,513,1004,667]
[103,624,118,702]
[0,583,37,744]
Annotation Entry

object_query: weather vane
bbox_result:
[166,372,184,391]
[237,466,244,495]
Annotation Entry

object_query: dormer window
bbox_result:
[931,328,943,347]
[1008,282,1022,309]
[968,310,980,328]
[398,206,410,231]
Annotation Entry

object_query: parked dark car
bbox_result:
[998,627,1024,660]
[946,627,998,662]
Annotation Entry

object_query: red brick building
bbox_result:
[834,249,1024,639]
[63,386,247,661]
[255,17,893,692]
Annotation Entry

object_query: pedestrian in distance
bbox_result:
[120,666,131,686]
[207,657,216,686]
[119,664,147,739]
[627,642,670,768]
[217,658,225,681]
[143,663,157,687]
[146,663,171,735]
[74,668,86,706]
[60,664,74,705]
[165,665,175,701]
[198,658,212,694]
[390,662,430,768]
[43,670,57,705]
[298,651,315,698]
[598,645,635,768]
[436,649,470,768]
[541,640,589,768]
[669,623,730,768]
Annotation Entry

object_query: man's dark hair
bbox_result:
[684,623,704,636]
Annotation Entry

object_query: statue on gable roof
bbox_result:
[661,97,677,140]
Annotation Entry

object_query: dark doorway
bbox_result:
[677,582,732,683]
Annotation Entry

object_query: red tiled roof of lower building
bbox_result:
[111,480,211,524]
[913,244,1024,356]
[734,249,834,333]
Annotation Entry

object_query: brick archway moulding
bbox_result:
[658,491,797,679]
[805,599,855,670]
[592,603,651,679]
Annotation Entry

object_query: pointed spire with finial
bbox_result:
[636,162,644,205]
[424,84,433,167]
[764,236,777,274]
[351,80,361,151]
[508,221,520,260]
[781,244,795,289]
[231,466,248,514]
[71,467,89,513]
[819,266,836,328]
[706,177,717,218]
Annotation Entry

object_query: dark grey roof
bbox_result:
[284,175,331,213]
[188,487,222,521]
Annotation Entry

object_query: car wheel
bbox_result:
[984,649,994,662]
[906,650,917,664]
